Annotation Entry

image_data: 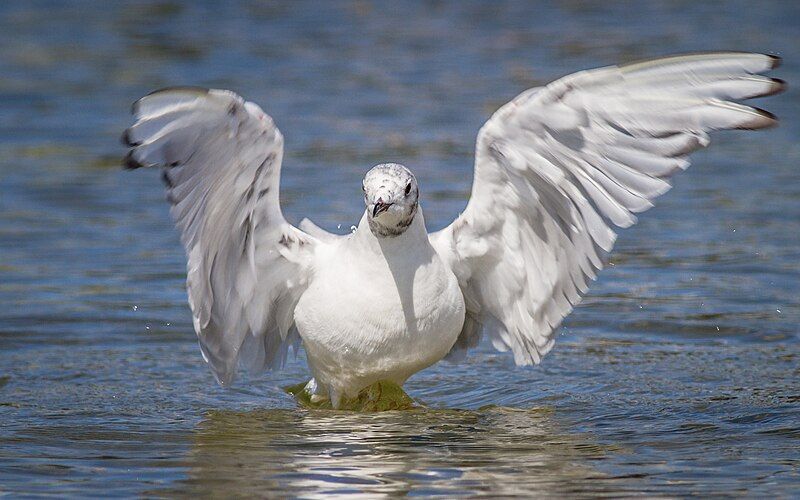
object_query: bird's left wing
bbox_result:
[430,52,783,365]
[124,88,318,385]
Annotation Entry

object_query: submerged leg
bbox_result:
[304,378,329,404]
[285,379,417,411]
[285,378,329,406]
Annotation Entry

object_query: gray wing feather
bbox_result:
[125,88,317,384]
[432,52,783,365]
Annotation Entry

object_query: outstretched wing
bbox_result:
[124,88,318,385]
[298,217,347,242]
[431,52,783,365]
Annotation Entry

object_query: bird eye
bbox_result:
[405,183,412,196]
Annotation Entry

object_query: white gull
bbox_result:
[123,52,783,407]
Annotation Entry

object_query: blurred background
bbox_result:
[0,0,798,496]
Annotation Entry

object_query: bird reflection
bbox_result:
[173,406,625,497]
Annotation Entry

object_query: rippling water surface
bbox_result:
[1,1,799,496]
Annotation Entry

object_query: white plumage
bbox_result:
[124,53,783,407]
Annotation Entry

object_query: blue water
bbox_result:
[1,0,798,496]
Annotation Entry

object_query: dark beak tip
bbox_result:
[372,202,392,217]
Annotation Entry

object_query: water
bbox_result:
[1,0,799,496]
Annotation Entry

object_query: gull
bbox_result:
[123,52,783,408]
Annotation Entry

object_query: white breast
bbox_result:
[294,213,465,399]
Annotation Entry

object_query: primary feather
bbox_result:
[125,88,317,385]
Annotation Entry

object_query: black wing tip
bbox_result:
[736,106,779,130]
[120,128,140,147]
[752,77,788,99]
[161,170,173,188]
[755,106,778,122]
[123,151,145,170]
[771,77,788,95]
[767,54,782,69]
[130,86,211,116]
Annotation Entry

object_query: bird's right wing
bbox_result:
[124,88,319,385]
[431,52,783,365]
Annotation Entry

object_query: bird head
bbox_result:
[362,163,419,237]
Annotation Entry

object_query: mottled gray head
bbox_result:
[363,163,419,237]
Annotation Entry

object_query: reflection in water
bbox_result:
[175,407,625,497]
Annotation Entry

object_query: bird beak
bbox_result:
[372,201,392,217]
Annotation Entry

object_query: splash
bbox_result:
[285,380,417,411]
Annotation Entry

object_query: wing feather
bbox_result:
[125,88,318,384]
[431,52,783,364]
